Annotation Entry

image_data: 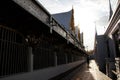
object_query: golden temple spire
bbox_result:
[70,6,75,33]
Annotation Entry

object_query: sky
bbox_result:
[38,0,118,50]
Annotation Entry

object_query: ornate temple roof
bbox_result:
[52,10,72,31]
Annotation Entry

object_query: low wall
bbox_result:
[1,60,85,80]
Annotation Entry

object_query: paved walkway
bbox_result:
[71,60,112,80]
[61,60,112,80]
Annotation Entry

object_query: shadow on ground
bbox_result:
[50,62,95,80]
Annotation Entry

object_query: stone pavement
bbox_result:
[61,60,112,80]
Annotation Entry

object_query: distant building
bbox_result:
[94,0,120,79]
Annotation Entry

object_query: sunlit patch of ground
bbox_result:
[89,60,99,80]
[89,60,112,80]
[70,60,112,80]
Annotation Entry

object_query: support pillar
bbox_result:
[54,52,57,66]
[65,53,68,64]
[28,47,33,72]
[106,58,110,76]
[71,54,74,62]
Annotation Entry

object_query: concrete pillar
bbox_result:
[71,54,74,62]
[54,52,57,66]
[105,58,110,76]
[65,53,68,64]
[28,47,33,72]
[50,26,53,34]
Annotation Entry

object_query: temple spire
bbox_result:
[78,26,81,42]
[94,22,97,54]
[95,22,97,36]
[94,22,97,43]
[70,6,75,33]
[109,0,113,20]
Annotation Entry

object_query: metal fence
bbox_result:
[0,25,85,78]
[33,46,55,69]
[0,25,28,77]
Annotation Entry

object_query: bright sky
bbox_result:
[38,0,118,50]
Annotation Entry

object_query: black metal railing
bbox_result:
[0,25,85,78]
[0,25,28,77]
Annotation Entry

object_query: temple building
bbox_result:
[0,1,86,80]
[52,8,84,47]
[94,0,120,79]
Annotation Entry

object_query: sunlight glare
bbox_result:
[74,8,97,50]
